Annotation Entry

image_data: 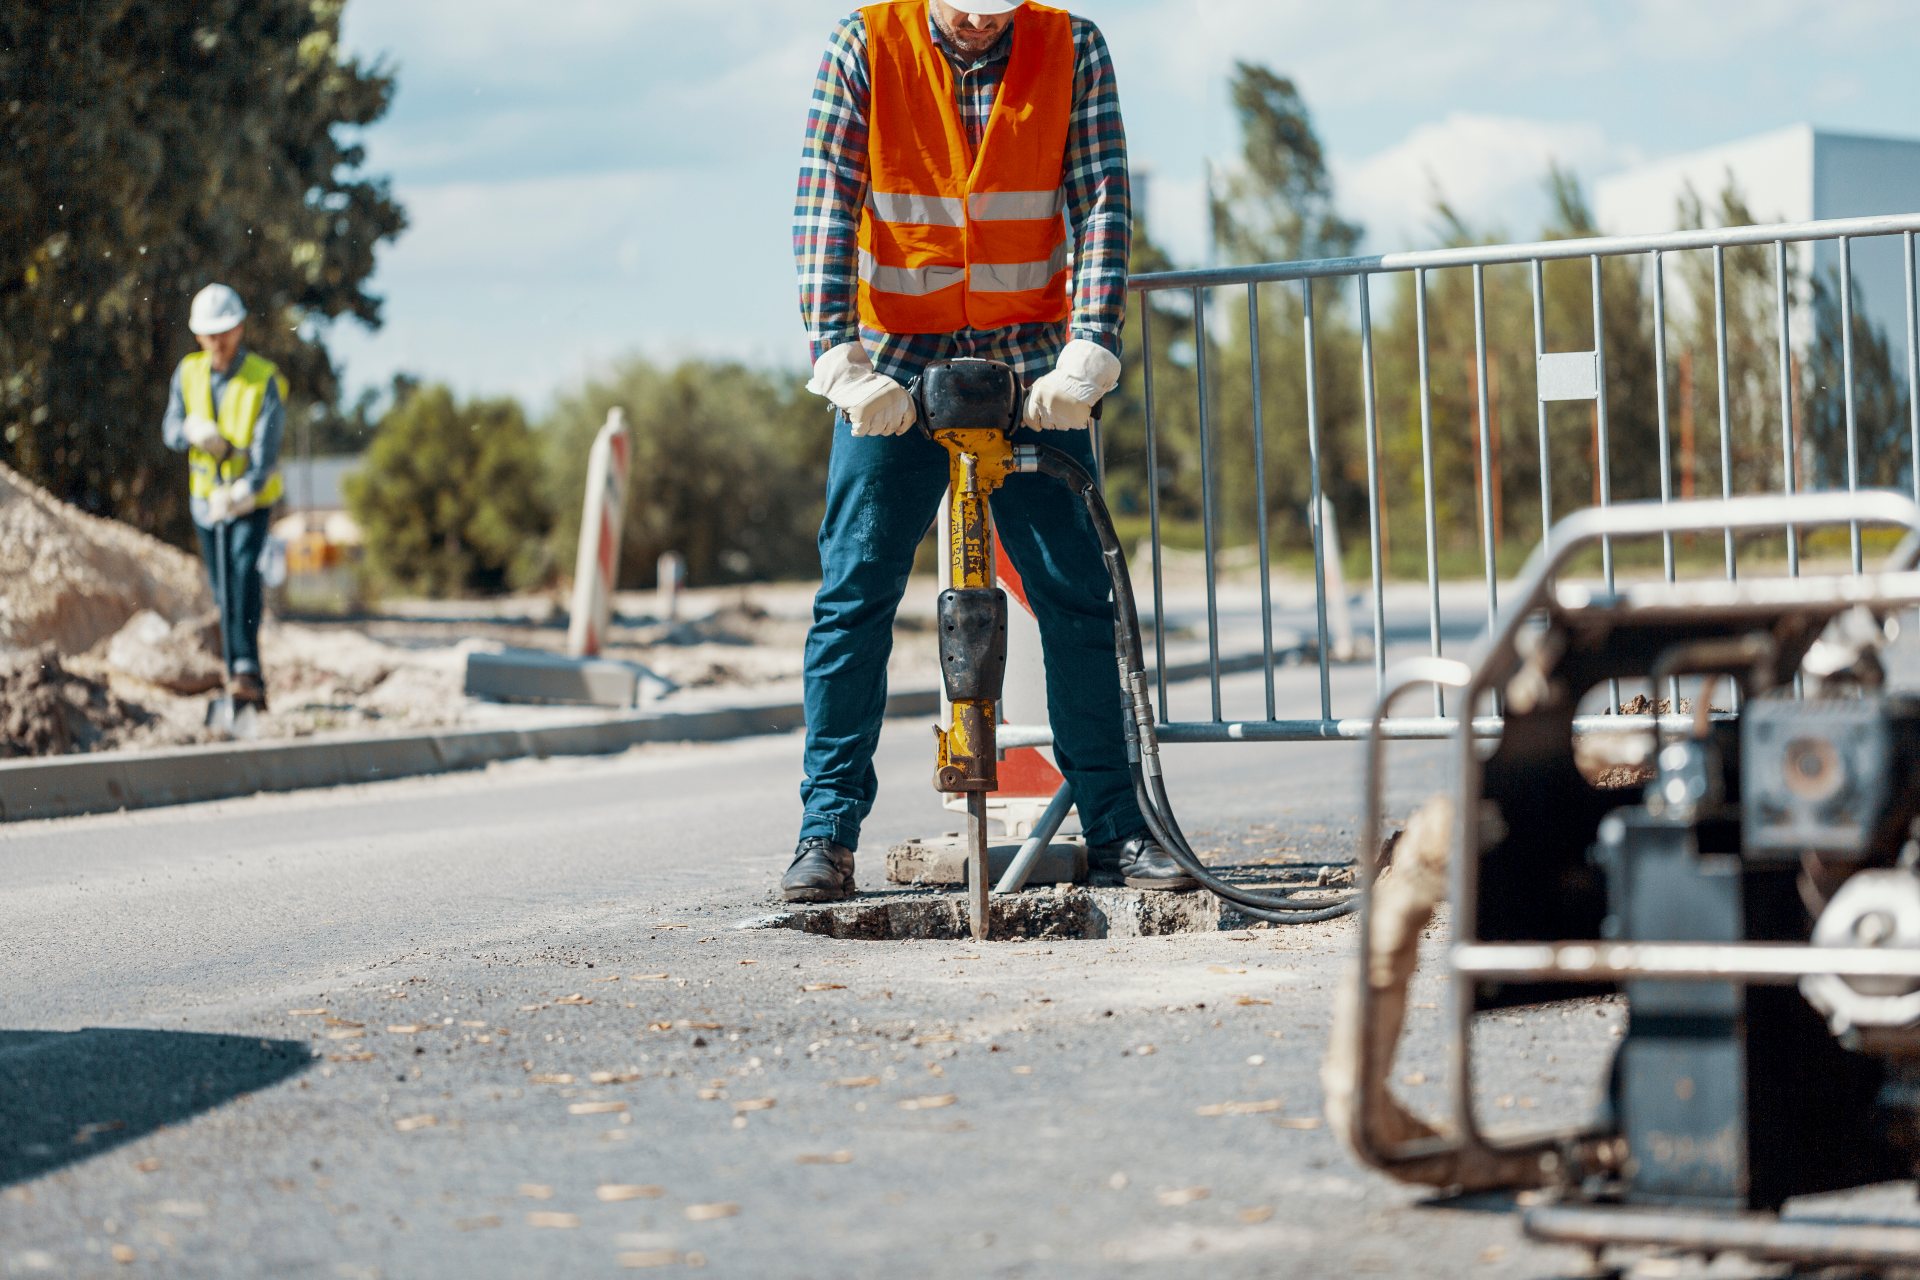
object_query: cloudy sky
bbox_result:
[329,0,1919,409]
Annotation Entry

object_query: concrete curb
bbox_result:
[0,649,1295,824]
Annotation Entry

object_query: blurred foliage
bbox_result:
[345,384,552,596]
[0,0,403,543]
[543,359,831,590]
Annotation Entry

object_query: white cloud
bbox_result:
[1334,114,1642,250]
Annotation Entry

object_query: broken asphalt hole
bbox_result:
[740,887,1304,941]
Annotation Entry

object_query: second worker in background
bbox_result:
[784,0,1197,901]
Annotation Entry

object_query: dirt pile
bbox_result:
[103,610,225,695]
[0,646,152,758]
[0,461,208,655]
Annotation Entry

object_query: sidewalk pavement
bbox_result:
[0,629,1309,825]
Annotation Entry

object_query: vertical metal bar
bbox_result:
[1416,269,1444,717]
[1841,236,1862,573]
[1141,295,1169,715]
[1247,282,1276,722]
[1653,249,1677,706]
[1653,251,1675,581]
[1359,273,1387,693]
[1715,246,1737,581]
[1304,277,1333,723]
[1531,259,1552,548]
[1193,286,1223,723]
[1472,266,1498,635]
[1775,240,1800,578]
[1591,256,1619,711]
[1907,231,1920,505]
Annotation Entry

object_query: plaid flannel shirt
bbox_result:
[792,6,1132,388]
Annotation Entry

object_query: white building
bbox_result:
[1595,125,1920,348]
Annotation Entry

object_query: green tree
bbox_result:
[543,358,831,589]
[0,0,404,540]
[345,385,553,596]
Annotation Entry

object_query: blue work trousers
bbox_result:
[798,414,1144,853]
[194,508,273,675]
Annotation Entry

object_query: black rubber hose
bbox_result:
[1027,443,1357,924]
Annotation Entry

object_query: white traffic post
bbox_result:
[656,551,686,622]
[566,408,632,659]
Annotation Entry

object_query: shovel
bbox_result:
[204,514,261,740]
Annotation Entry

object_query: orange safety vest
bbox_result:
[858,0,1074,335]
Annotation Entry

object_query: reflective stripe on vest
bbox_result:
[179,350,287,507]
[857,0,1074,335]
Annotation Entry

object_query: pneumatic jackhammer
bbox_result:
[910,358,1361,942]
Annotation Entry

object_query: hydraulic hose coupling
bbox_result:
[912,359,1023,795]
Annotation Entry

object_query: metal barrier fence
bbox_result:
[1119,212,1920,743]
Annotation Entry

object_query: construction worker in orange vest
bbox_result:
[784,0,1197,901]
[161,283,287,712]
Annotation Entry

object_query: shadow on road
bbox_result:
[0,1027,312,1187]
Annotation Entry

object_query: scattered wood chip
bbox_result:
[554,994,593,1006]
[1401,1072,1428,1087]
[898,1094,957,1111]
[569,1101,628,1116]
[910,1032,957,1046]
[651,923,690,930]
[647,1021,675,1032]
[732,1098,776,1114]
[1273,1117,1323,1130]
[1239,1205,1275,1225]
[1234,997,1273,1007]
[527,1211,580,1229]
[387,1024,426,1035]
[111,1244,136,1264]
[619,1250,686,1269]
[796,1151,854,1165]
[529,1073,576,1085]
[684,1202,739,1222]
[800,983,846,992]
[461,1020,488,1028]
[591,1071,641,1085]
[1156,1187,1210,1206]
[323,1016,363,1028]
[682,1021,722,1031]
[1208,966,1247,975]
[697,1088,727,1101]
[1195,1099,1285,1118]
[597,1184,664,1202]
[518,1004,547,1012]
[456,1216,503,1231]
[324,1028,365,1041]
[832,1076,880,1088]
[630,974,671,982]
[134,1158,161,1174]
[1011,1065,1034,1076]
[519,1184,554,1200]
[327,1051,375,1064]
[592,975,623,983]
[286,1008,328,1017]
[738,959,757,966]
[393,1114,438,1132]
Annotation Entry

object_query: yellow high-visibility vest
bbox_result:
[179,350,286,506]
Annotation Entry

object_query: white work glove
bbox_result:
[1023,338,1122,432]
[184,414,230,459]
[226,476,258,519]
[806,342,915,438]
[203,484,233,525]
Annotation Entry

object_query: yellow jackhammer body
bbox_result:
[916,360,1023,941]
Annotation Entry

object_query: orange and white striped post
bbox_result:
[566,408,632,659]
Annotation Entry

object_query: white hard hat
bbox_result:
[189,283,248,336]
[948,0,1025,12]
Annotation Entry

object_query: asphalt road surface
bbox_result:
[0,654,1856,1280]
